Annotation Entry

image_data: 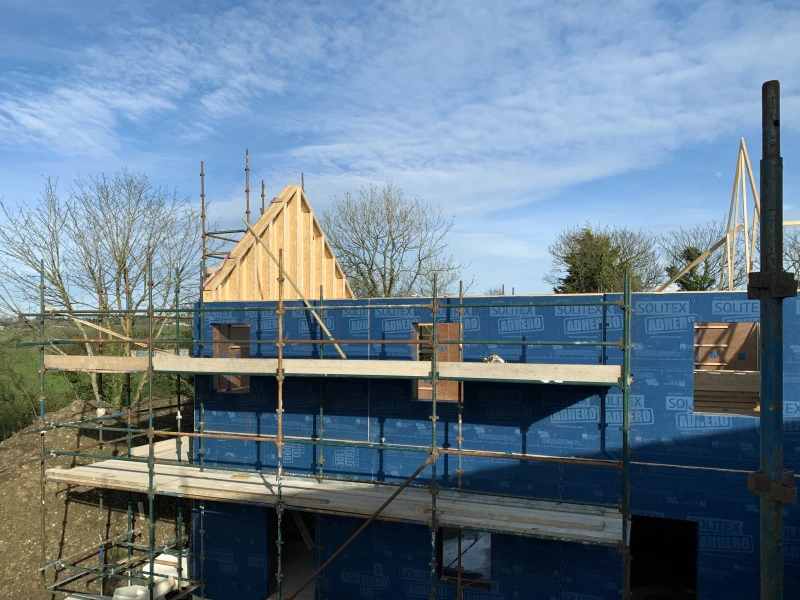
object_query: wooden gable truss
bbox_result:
[203,184,354,302]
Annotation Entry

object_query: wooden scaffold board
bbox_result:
[44,355,625,386]
[46,456,623,547]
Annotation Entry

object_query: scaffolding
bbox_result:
[22,155,634,599]
[19,79,798,598]
[23,257,634,599]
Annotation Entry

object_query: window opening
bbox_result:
[212,323,251,393]
[417,323,434,362]
[693,322,759,415]
[413,322,461,402]
[438,528,491,589]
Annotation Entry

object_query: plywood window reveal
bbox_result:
[693,322,759,416]
[212,323,251,393]
[413,322,461,402]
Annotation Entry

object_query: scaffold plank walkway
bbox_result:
[46,458,622,546]
[44,355,625,386]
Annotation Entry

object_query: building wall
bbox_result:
[192,292,800,599]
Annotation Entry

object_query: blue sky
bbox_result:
[1,0,800,294]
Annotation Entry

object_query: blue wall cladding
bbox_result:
[192,502,271,600]
[319,515,620,600]
[192,376,618,503]
[192,292,800,599]
[623,292,800,471]
[194,295,607,363]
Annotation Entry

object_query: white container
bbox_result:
[111,576,175,600]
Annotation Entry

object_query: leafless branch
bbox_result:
[322,180,472,297]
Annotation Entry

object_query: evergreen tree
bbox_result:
[545,224,656,293]
[665,246,717,291]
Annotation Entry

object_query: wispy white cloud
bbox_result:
[269,1,800,221]
[3,0,800,290]
[4,1,799,171]
[0,2,352,156]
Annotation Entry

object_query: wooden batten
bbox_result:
[203,184,354,302]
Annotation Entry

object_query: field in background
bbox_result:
[0,319,191,441]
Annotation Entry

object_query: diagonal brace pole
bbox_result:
[656,225,744,292]
[242,218,347,359]
[286,454,434,600]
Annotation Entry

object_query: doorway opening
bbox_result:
[631,515,698,599]
[268,510,317,599]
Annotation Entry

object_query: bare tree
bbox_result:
[658,221,747,290]
[784,227,800,286]
[484,286,504,296]
[0,170,204,404]
[322,180,472,297]
[544,224,661,293]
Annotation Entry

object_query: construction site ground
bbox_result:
[0,397,192,600]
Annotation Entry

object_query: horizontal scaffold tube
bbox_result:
[20,296,621,319]
[153,430,621,467]
[22,337,623,348]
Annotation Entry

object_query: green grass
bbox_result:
[0,319,194,441]
[0,322,76,439]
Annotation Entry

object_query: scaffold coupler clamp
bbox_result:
[746,272,797,300]
[748,469,796,504]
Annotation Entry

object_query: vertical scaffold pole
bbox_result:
[198,159,207,599]
[620,270,632,599]
[199,160,207,477]
[746,80,797,600]
[147,254,156,600]
[456,280,464,490]
[245,149,251,224]
[199,259,206,473]
[200,161,207,271]
[316,283,325,597]
[276,249,286,600]
[124,268,133,583]
[318,285,325,478]
[200,500,206,600]
[456,280,464,600]
[39,260,46,596]
[175,269,184,582]
[429,273,439,600]
[97,272,105,594]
